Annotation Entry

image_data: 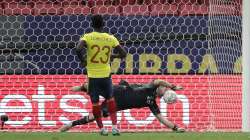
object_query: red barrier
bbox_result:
[0,75,242,132]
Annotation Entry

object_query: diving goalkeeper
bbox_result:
[60,79,185,133]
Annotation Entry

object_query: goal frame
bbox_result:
[242,0,250,132]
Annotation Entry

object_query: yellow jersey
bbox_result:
[80,32,119,78]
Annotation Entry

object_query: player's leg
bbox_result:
[107,98,117,126]
[101,78,120,136]
[107,98,120,136]
[60,101,110,132]
[60,114,95,132]
[72,115,94,126]
[88,78,108,135]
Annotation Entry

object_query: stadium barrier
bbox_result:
[0,75,241,132]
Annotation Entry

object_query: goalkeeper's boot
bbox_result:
[100,128,108,136]
[112,128,120,136]
[172,125,185,133]
[176,127,185,133]
[60,122,73,132]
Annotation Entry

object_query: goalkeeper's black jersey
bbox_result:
[112,83,160,115]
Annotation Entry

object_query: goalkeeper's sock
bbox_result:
[92,104,103,129]
[72,116,94,126]
[107,98,117,126]
[172,125,178,131]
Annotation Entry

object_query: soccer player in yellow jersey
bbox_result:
[75,15,126,136]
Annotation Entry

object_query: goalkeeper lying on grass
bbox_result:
[60,79,185,133]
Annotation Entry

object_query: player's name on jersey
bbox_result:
[90,36,113,42]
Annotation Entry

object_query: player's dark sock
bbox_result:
[72,116,95,126]
[107,98,117,125]
[172,125,178,131]
[92,104,103,128]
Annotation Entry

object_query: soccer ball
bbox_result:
[162,90,177,104]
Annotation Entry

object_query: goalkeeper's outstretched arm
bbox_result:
[73,80,183,92]
[71,84,88,92]
[152,79,183,90]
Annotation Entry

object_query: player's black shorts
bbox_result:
[88,77,113,103]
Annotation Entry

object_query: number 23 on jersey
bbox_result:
[89,45,111,64]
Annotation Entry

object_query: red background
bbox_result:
[0,75,242,132]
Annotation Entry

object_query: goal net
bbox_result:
[207,0,242,131]
[0,0,242,132]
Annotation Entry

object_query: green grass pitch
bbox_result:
[0,132,250,140]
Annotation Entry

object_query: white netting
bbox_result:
[0,0,242,132]
[207,0,242,131]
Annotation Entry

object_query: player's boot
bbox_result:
[100,128,108,136]
[176,127,185,133]
[172,125,185,133]
[112,128,120,136]
[60,122,73,132]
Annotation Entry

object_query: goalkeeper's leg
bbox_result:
[60,114,95,132]
[60,101,110,132]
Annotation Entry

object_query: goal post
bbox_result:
[242,0,250,132]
